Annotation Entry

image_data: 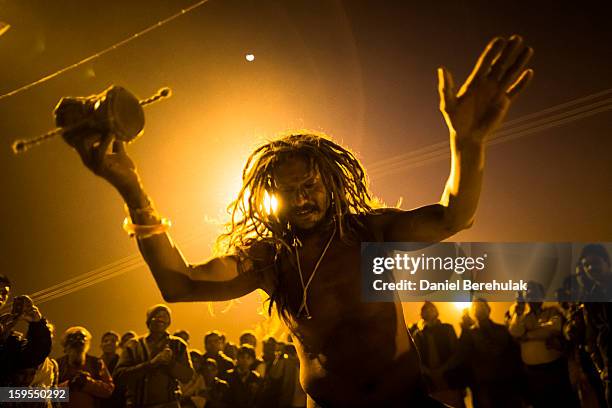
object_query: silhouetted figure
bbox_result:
[562,301,607,408]
[223,341,238,361]
[98,330,122,408]
[66,34,534,407]
[576,244,612,407]
[0,275,52,388]
[201,358,231,408]
[227,345,262,408]
[202,331,235,381]
[240,330,266,376]
[57,326,114,408]
[100,331,120,374]
[119,331,137,349]
[412,301,466,407]
[509,281,579,407]
[113,304,193,407]
[455,299,524,408]
[174,329,191,346]
[181,350,206,408]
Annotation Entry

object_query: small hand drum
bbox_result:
[12,85,170,153]
[56,85,145,146]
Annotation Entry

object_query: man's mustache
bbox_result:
[293,204,319,213]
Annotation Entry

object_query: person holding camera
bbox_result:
[0,275,53,387]
[57,326,114,408]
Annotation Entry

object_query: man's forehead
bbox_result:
[152,310,170,318]
[272,159,319,186]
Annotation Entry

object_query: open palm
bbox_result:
[439,35,534,142]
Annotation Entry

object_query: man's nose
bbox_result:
[292,188,309,206]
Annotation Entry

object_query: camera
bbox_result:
[11,295,33,316]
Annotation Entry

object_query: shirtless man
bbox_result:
[66,36,533,407]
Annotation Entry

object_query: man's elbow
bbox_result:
[441,206,475,235]
[445,217,474,236]
[161,291,188,303]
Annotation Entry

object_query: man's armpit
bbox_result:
[236,241,276,291]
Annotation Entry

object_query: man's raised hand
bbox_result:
[438,35,534,143]
[64,131,141,196]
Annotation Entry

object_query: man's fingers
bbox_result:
[473,37,506,80]
[489,35,524,81]
[112,140,127,155]
[92,135,115,169]
[500,46,534,89]
[507,69,534,99]
[71,134,96,168]
[437,67,456,111]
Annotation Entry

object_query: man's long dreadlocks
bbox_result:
[216,131,381,319]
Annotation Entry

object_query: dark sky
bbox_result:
[0,0,610,353]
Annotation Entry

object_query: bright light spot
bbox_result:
[0,22,10,37]
[263,191,279,215]
[245,53,255,62]
[453,302,471,311]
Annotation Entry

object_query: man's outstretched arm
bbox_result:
[65,134,261,303]
[374,35,534,242]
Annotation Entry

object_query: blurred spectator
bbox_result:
[0,278,52,387]
[119,330,137,349]
[203,331,234,380]
[577,244,612,406]
[224,341,238,361]
[508,281,579,407]
[199,358,231,408]
[100,331,120,373]
[561,301,607,408]
[454,299,524,407]
[262,336,278,374]
[180,350,205,408]
[31,356,59,389]
[114,304,193,407]
[239,331,257,348]
[412,301,466,407]
[57,326,114,408]
[240,330,266,376]
[227,345,262,408]
[100,331,125,408]
[174,329,191,345]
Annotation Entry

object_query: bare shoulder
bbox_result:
[362,204,460,243]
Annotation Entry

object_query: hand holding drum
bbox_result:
[12,85,171,200]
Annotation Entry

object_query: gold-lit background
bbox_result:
[0,0,610,356]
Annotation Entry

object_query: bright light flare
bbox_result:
[0,22,10,37]
[453,302,472,311]
[263,191,279,215]
[245,53,255,62]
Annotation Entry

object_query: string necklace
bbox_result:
[293,222,337,319]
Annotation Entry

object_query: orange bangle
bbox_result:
[122,217,171,239]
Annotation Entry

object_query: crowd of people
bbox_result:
[1,244,610,408]
[409,243,612,408]
[0,278,306,408]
